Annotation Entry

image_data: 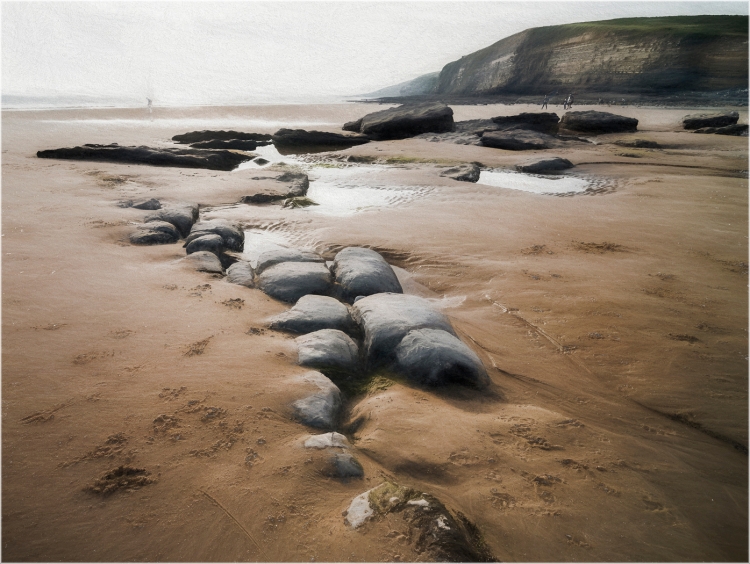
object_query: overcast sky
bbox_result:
[2,1,748,106]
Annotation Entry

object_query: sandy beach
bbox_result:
[2,102,747,561]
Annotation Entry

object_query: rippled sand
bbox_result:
[2,103,748,561]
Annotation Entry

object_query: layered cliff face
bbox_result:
[384,16,748,97]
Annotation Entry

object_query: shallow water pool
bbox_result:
[478,170,589,195]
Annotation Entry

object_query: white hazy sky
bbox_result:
[2,1,748,106]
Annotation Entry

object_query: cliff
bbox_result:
[379,16,748,98]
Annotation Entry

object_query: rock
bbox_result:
[479,129,555,150]
[351,293,455,369]
[515,156,574,173]
[185,234,224,257]
[172,130,272,144]
[331,247,403,303]
[342,118,363,132]
[296,329,360,372]
[272,129,370,153]
[129,221,181,245]
[184,219,244,252]
[345,489,375,528]
[268,295,356,335]
[491,112,560,134]
[255,248,325,275]
[322,453,364,479]
[291,371,342,429]
[131,198,161,210]
[394,328,489,388]
[358,103,455,140]
[189,139,259,151]
[682,111,739,130]
[282,196,319,209]
[257,262,332,303]
[694,123,748,136]
[254,157,270,165]
[613,139,659,148]
[303,432,350,449]
[144,206,197,238]
[240,171,310,204]
[559,111,638,134]
[226,261,255,287]
[439,164,481,182]
[184,251,223,274]
[37,144,253,171]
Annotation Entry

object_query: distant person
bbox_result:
[566,94,574,109]
[147,97,152,114]
[541,93,549,109]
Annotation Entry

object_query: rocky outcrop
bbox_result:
[37,144,252,171]
[257,262,332,303]
[480,130,555,150]
[184,219,244,252]
[353,103,455,140]
[255,248,324,275]
[516,156,574,173]
[694,124,748,136]
[491,112,560,134]
[172,130,272,144]
[296,329,360,372]
[240,171,309,204]
[291,371,342,429]
[190,139,259,151]
[331,247,403,303]
[269,295,356,335]
[272,129,370,153]
[560,111,638,134]
[439,164,481,182]
[129,221,181,245]
[144,204,198,238]
[682,111,739,130]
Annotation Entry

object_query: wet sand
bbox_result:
[2,103,747,561]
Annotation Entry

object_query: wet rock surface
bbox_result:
[184,251,223,274]
[172,130,272,144]
[491,112,560,134]
[240,171,309,204]
[515,156,574,173]
[356,103,455,140]
[331,247,403,303]
[439,163,481,182]
[560,110,638,133]
[37,144,252,171]
[185,233,224,257]
[613,139,659,148]
[189,139,259,151]
[296,329,360,372]
[144,205,198,238]
[291,371,342,429]
[129,221,181,245]
[128,198,162,210]
[394,328,490,388]
[255,248,325,275]
[480,129,555,150]
[268,295,355,335]
[225,261,255,287]
[184,219,244,252]
[694,123,748,136]
[682,111,739,130]
[272,129,370,153]
[257,261,332,303]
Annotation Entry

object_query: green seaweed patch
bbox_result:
[317,368,398,398]
[282,196,319,208]
[368,481,424,514]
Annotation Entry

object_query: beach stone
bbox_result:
[479,129,554,150]
[323,453,364,479]
[256,248,325,275]
[184,219,244,252]
[257,262,332,303]
[144,206,197,238]
[172,130,272,144]
[694,124,748,136]
[226,261,255,287]
[331,247,403,303]
[36,144,252,171]
[351,293,455,369]
[268,295,356,335]
[682,111,739,130]
[184,251,223,274]
[190,139,259,151]
[131,198,161,210]
[185,234,224,257]
[515,156,574,173]
[345,489,375,528]
[439,164,480,182]
[358,103,455,140]
[291,371,342,429]
[394,328,490,388]
[272,129,370,152]
[613,139,659,148]
[491,112,560,134]
[560,111,638,133]
[129,221,180,245]
[296,329,360,372]
[303,432,350,449]
[240,171,309,204]
[254,157,270,165]
[342,118,363,132]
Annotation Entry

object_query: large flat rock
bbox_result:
[272,129,370,153]
[257,262,332,303]
[491,112,560,134]
[682,111,739,130]
[269,295,355,335]
[172,130,272,144]
[560,111,638,134]
[479,130,555,150]
[331,247,403,304]
[357,103,455,141]
[515,156,574,173]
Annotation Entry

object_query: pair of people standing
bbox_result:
[540,93,573,109]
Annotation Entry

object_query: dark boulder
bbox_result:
[296,329,360,372]
[144,205,197,238]
[331,247,403,304]
[694,123,748,136]
[185,234,224,257]
[240,171,309,204]
[269,295,356,335]
[255,248,324,275]
[257,262,332,303]
[351,293,455,369]
[254,157,270,165]
[342,118,363,132]
[358,103,455,140]
[560,111,638,134]
[37,144,252,171]
[172,130,272,144]
[184,251,223,274]
[226,261,255,287]
[439,164,481,182]
[322,453,364,479]
[131,198,161,210]
[682,111,739,130]
[184,219,244,252]
[190,139,259,151]
[612,139,659,148]
[129,221,180,245]
[480,130,554,150]
[491,112,560,134]
[394,328,489,388]
[515,156,574,173]
[272,129,370,154]
[291,371,342,430]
